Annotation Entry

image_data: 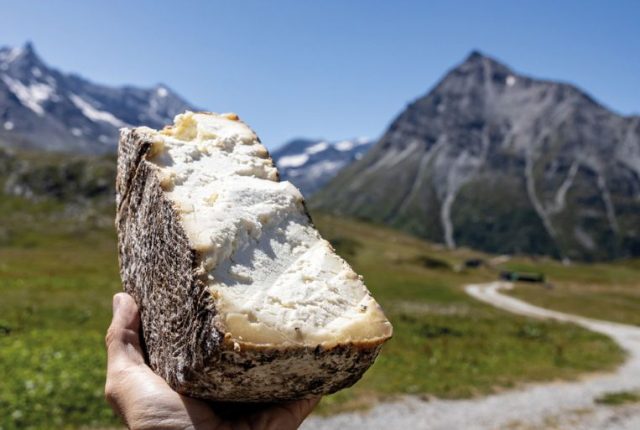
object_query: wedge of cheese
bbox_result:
[115,111,392,401]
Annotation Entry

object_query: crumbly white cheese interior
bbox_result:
[144,112,391,346]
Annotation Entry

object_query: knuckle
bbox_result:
[104,380,117,403]
[106,326,140,350]
[104,371,129,405]
[105,326,117,348]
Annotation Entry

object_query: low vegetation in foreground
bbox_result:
[595,390,640,406]
[0,209,626,429]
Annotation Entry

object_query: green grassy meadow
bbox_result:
[595,390,640,406]
[311,215,625,413]
[501,258,640,326]
[0,211,627,428]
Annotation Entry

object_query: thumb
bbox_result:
[105,293,146,371]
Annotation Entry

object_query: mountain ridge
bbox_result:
[272,137,373,197]
[0,42,196,153]
[312,51,640,261]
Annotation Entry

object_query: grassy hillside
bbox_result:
[0,232,120,429]
[310,215,625,413]
[0,201,625,428]
[501,258,640,326]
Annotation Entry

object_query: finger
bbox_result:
[105,293,145,372]
[286,396,321,423]
[103,294,224,430]
[295,396,322,416]
[247,396,322,430]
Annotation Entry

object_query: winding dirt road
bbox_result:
[303,282,640,430]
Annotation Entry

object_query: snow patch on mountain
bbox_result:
[70,94,127,127]
[278,153,310,168]
[1,75,55,115]
[0,47,24,64]
[335,137,370,152]
[307,141,329,154]
[0,42,196,153]
[272,137,374,197]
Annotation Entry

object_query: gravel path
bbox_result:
[302,282,640,430]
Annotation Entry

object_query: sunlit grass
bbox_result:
[312,215,624,413]
[0,212,626,428]
[502,257,640,326]
[595,390,640,406]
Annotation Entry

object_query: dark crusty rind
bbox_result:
[186,341,384,402]
[116,129,221,390]
[116,128,387,401]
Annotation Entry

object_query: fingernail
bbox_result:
[113,294,121,314]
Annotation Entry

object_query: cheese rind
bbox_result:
[145,112,392,347]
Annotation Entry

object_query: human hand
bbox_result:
[105,293,320,430]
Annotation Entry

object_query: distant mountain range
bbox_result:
[312,51,640,261]
[0,42,368,190]
[3,43,639,261]
[0,42,195,153]
[0,42,373,200]
[271,137,373,196]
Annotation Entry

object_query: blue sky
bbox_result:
[1,0,639,149]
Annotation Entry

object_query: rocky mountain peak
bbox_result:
[312,52,640,261]
[458,50,500,70]
[0,41,43,71]
[0,42,196,153]
[18,41,37,61]
[443,51,518,92]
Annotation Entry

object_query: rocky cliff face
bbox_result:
[0,42,195,153]
[312,52,640,261]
